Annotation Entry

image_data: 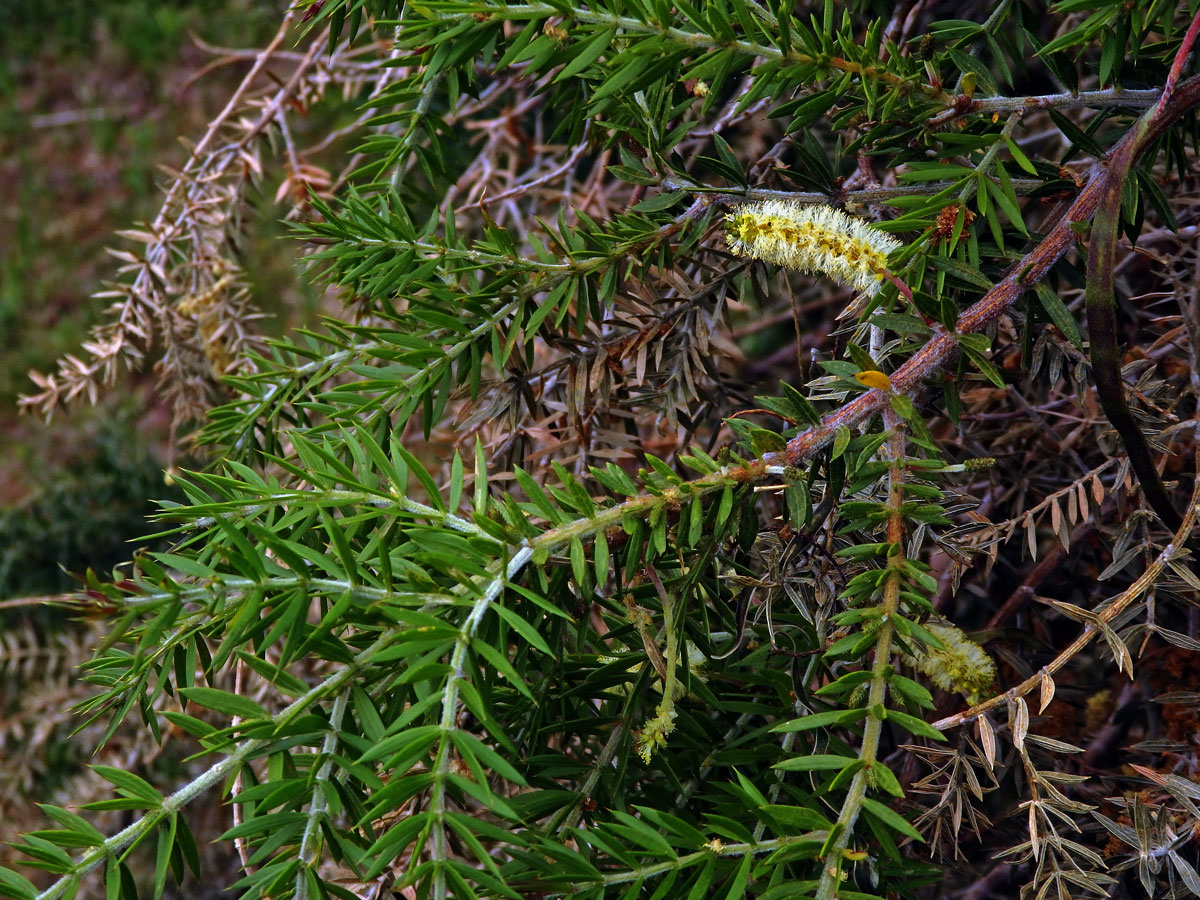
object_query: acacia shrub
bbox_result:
[6,3,1200,900]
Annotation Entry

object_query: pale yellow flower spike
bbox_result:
[908,622,996,703]
[726,201,904,298]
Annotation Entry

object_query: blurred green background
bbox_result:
[0,0,311,597]
[0,4,321,881]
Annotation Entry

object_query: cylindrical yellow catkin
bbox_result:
[726,201,902,295]
[909,621,996,702]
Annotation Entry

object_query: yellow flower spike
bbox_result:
[907,621,996,703]
[634,707,677,763]
[854,370,893,392]
[726,201,903,297]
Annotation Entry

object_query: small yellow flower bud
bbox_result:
[963,456,996,471]
[854,370,893,392]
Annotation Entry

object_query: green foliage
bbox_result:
[8,2,1200,900]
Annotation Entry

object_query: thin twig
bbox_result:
[934,439,1200,731]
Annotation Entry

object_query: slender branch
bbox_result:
[230,658,254,877]
[182,487,490,538]
[221,294,524,451]
[33,632,398,900]
[933,445,1200,732]
[471,3,946,101]
[67,575,466,615]
[956,110,1024,206]
[660,175,1046,207]
[427,546,534,900]
[295,691,350,900]
[19,11,335,422]
[815,408,907,900]
[969,87,1161,114]
[929,86,1163,128]
[342,237,577,273]
[568,831,824,893]
[550,723,626,834]
[983,518,1097,632]
[1085,8,1200,532]
[0,594,80,610]
[418,3,1168,122]
[106,463,773,623]
[166,11,299,210]
[458,121,592,214]
[1158,7,1200,111]
[1085,112,1181,531]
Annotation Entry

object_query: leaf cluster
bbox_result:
[8,2,1200,900]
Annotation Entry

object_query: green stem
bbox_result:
[184,487,489,538]
[469,3,945,101]
[81,575,466,615]
[574,832,822,893]
[295,691,349,899]
[969,86,1160,114]
[212,292,523,453]
[530,460,769,551]
[660,175,1045,206]
[427,545,534,900]
[657,588,680,722]
[347,237,578,273]
[550,722,625,833]
[33,634,397,900]
[815,411,907,900]
[956,110,1023,206]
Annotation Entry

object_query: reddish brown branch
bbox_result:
[983,519,1098,633]
[767,75,1200,472]
[1084,14,1200,531]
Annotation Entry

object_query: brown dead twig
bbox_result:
[18,12,393,437]
[933,430,1200,733]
